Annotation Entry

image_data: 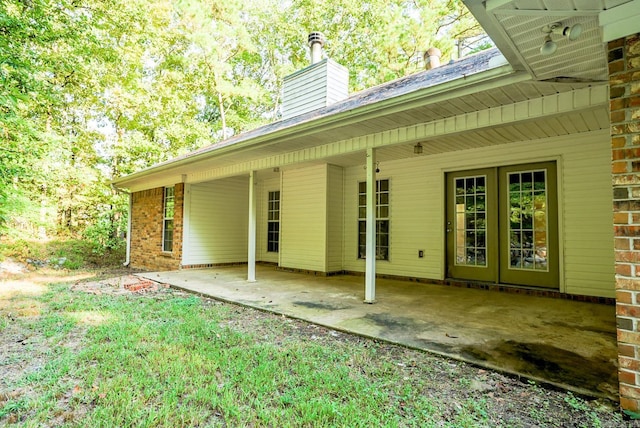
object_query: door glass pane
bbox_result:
[454,176,487,267]
[508,169,549,271]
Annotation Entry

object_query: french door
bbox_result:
[446,162,558,288]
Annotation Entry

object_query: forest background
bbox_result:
[0,0,487,263]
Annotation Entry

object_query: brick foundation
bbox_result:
[610,33,640,412]
[130,183,184,271]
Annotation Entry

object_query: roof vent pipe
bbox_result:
[424,47,442,70]
[308,32,325,64]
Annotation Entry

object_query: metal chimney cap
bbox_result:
[424,47,442,70]
[308,32,326,47]
[425,47,442,59]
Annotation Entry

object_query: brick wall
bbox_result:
[609,33,640,412]
[130,183,184,271]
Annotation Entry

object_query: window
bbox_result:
[267,191,280,252]
[506,169,549,272]
[163,186,175,252]
[358,179,389,260]
[453,175,487,267]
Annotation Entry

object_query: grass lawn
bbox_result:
[0,268,635,427]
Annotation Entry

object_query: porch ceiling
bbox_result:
[261,79,599,151]
[463,0,634,81]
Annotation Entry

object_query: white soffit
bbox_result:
[467,0,635,81]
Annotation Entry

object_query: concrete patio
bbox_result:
[139,265,618,401]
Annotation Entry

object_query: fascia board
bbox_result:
[599,0,640,42]
[463,0,529,75]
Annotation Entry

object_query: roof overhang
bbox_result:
[114,76,609,192]
[113,60,528,190]
[599,0,640,42]
[462,0,639,81]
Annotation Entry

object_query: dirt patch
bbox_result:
[70,275,169,295]
[0,321,48,387]
[461,340,619,399]
[0,258,29,276]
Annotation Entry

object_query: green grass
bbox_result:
[0,275,629,427]
[70,294,405,426]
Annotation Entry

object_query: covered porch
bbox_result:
[139,265,618,401]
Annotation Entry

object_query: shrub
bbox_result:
[82,208,127,256]
[0,237,125,270]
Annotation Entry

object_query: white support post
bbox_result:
[364,148,376,303]
[124,192,132,267]
[181,184,191,264]
[248,171,257,282]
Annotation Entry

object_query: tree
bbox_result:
[253,0,488,93]
[0,0,80,234]
[0,0,486,250]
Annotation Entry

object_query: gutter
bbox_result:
[113,64,530,188]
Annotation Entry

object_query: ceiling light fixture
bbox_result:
[414,142,423,154]
[560,23,583,41]
[540,34,557,56]
[539,22,583,56]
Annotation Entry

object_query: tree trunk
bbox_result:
[217,90,227,140]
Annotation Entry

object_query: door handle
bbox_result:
[446,221,452,233]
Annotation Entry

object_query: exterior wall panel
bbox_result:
[282,59,349,119]
[326,165,344,272]
[184,177,249,265]
[343,159,440,279]
[280,165,327,271]
[130,184,184,271]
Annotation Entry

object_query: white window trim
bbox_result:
[162,186,175,253]
[358,179,390,260]
[267,190,280,253]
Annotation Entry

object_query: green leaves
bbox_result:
[0,0,487,241]
[260,0,486,91]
